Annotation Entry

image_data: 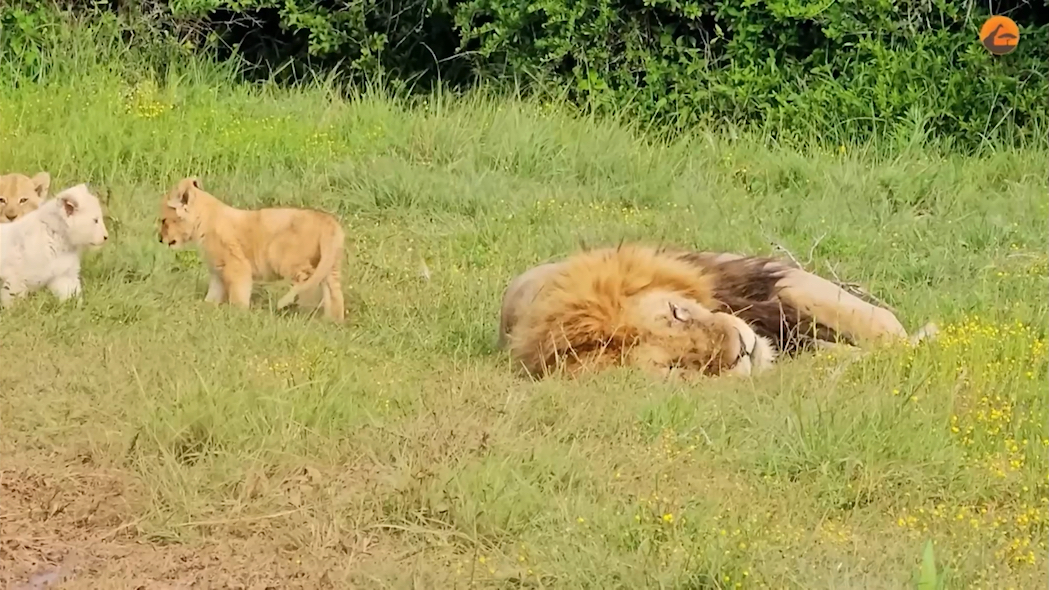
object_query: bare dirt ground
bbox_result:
[1,448,495,589]
[1,454,381,589]
[1,454,306,589]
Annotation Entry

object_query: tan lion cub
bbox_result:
[158,177,346,322]
[0,171,51,222]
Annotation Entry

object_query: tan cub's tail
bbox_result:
[277,219,345,310]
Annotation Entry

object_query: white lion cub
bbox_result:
[0,183,109,308]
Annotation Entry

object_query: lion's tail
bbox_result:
[276,219,344,310]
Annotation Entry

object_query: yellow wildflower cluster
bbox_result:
[528,196,665,224]
[658,427,700,462]
[815,520,853,546]
[894,499,1047,570]
[251,345,338,386]
[949,394,1014,445]
[989,247,1048,279]
[936,316,1047,359]
[632,488,684,528]
[981,438,1029,479]
[305,130,338,155]
[123,80,171,119]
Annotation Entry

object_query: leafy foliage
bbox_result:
[2,0,1047,150]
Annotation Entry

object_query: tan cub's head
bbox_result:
[158,177,206,248]
[0,172,51,222]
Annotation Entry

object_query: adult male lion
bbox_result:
[0,172,51,223]
[498,243,924,380]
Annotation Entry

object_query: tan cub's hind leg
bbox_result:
[296,285,324,310]
[277,236,343,312]
[323,265,346,323]
[775,267,908,346]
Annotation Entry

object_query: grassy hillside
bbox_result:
[1,27,1047,589]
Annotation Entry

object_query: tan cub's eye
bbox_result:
[19,197,27,204]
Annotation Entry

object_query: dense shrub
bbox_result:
[2,0,1047,150]
[452,0,1049,147]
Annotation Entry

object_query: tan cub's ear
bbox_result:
[31,172,51,197]
[176,176,202,206]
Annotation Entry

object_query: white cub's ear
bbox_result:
[60,194,78,217]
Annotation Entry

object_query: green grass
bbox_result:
[1,24,1047,590]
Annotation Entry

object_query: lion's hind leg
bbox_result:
[775,267,908,347]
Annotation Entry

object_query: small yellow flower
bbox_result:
[662,513,673,523]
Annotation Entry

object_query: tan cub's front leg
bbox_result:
[221,263,254,309]
[204,270,227,304]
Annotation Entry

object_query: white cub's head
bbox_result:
[56,184,109,248]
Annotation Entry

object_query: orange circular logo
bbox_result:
[980,15,1020,55]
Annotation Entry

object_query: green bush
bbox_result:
[2,0,1047,150]
[453,0,1049,148]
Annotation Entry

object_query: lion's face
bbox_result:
[631,291,775,377]
[0,172,50,223]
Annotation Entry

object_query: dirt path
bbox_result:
[0,457,349,589]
